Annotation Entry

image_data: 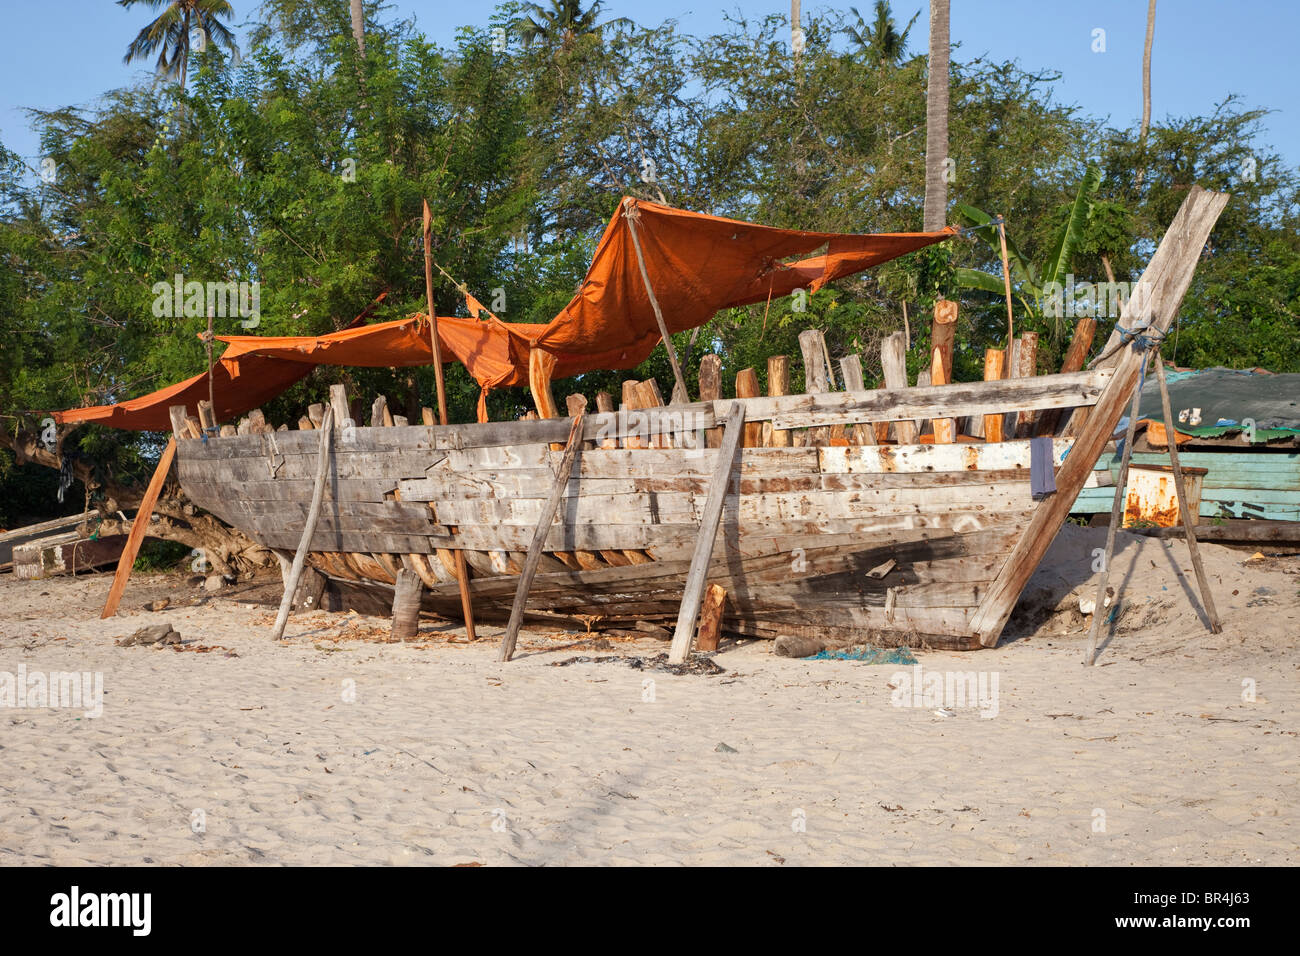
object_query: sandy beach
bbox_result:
[1,525,1296,866]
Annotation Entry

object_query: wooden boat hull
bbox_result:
[178,421,1073,650]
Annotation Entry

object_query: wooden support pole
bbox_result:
[169,405,189,441]
[100,435,177,619]
[930,346,955,443]
[565,393,588,419]
[499,411,586,661]
[197,399,216,434]
[998,219,1015,345]
[370,395,389,428]
[735,368,762,447]
[1154,352,1222,634]
[982,348,1006,442]
[271,405,335,640]
[699,355,722,448]
[881,332,917,444]
[622,200,689,405]
[423,199,477,643]
[596,391,617,448]
[422,199,450,426]
[930,298,958,385]
[839,354,874,445]
[1084,366,1145,666]
[799,330,831,447]
[668,402,746,664]
[329,384,350,432]
[390,568,424,642]
[767,354,791,447]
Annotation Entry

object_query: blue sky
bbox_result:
[2,1,1297,172]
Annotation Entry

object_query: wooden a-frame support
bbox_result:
[668,402,746,664]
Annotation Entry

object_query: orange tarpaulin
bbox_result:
[53,199,953,431]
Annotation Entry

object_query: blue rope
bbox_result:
[1114,325,1167,393]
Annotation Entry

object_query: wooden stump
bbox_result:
[695,584,727,652]
[390,569,424,642]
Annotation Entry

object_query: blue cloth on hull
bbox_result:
[1030,435,1056,500]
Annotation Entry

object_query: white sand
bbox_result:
[1,525,1296,865]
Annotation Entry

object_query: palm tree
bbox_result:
[922,0,950,231]
[844,2,920,67]
[350,0,365,56]
[518,0,630,48]
[119,0,239,88]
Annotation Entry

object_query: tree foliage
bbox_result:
[1,2,1297,525]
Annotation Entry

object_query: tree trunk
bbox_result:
[1139,0,1156,149]
[350,0,365,56]
[1135,0,1157,189]
[922,0,950,232]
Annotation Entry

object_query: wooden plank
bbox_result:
[371,395,389,428]
[100,437,177,619]
[184,372,1108,461]
[971,186,1230,647]
[821,438,1069,474]
[499,411,586,661]
[669,403,746,663]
